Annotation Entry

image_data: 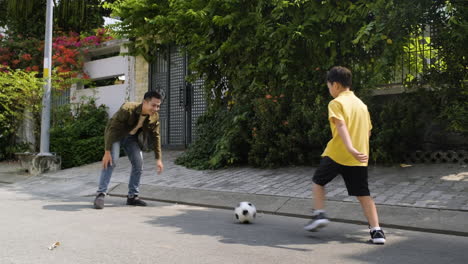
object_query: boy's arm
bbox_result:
[332,117,368,163]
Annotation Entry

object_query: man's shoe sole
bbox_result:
[94,201,104,209]
[126,201,147,206]
[303,219,330,232]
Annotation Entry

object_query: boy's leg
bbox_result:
[311,157,339,210]
[122,135,147,206]
[313,183,326,210]
[341,166,386,244]
[357,196,379,228]
[357,196,385,244]
[94,141,120,209]
[304,157,339,231]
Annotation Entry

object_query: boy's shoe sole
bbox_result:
[303,219,330,232]
[370,229,386,244]
[371,238,386,244]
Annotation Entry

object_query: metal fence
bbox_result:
[51,87,70,108]
[391,26,440,84]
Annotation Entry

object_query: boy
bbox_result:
[303,66,385,244]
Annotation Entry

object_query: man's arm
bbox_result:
[152,117,163,174]
[332,117,368,163]
[102,106,130,168]
[104,107,130,151]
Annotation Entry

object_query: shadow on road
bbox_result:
[144,206,368,252]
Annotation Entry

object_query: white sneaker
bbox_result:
[304,212,330,231]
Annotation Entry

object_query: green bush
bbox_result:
[248,87,330,167]
[0,67,43,160]
[50,98,108,169]
[176,105,251,169]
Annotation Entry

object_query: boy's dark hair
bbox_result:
[326,66,352,88]
[143,91,162,101]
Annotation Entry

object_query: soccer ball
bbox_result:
[234,201,257,223]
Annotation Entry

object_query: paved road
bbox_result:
[2,150,468,235]
[1,187,467,264]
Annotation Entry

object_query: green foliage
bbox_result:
[50,98,108,169]
[0,67,43,160]
[0,0,46,38]
[367,92,432,164]
[110,0,467,168]
[176,105,251,169]
[0,0,114,38]
[248,87,330,167]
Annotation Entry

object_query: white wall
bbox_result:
[71,84,127,116]
[83,56,128,80]
[70,40,136,117]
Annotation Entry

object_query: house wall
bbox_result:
[134,56,150,102]
[70,40,143,117]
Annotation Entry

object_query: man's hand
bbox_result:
[156,159,164,174]
[102,151,113,169]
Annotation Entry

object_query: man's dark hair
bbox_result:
[326,66,352,88]
[143,91,162,101]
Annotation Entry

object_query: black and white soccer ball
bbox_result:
[234,201,257,224]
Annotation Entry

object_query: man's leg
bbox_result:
[122,135,147,206]
[94,141,120,209]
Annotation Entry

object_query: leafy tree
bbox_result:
[0,29,113,160]
[107,0,467,167]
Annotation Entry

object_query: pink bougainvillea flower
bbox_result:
[21,54,32,61]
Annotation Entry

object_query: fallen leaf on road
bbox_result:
[48,242,60,250]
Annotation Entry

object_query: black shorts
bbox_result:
[313,156,370,196]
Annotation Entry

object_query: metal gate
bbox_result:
[149,46,206,148]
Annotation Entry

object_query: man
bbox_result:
[93,91,164,209]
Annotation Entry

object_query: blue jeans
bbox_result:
[97,134,143,196]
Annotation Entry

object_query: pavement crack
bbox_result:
[274,197,292,214]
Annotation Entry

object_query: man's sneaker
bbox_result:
[93,193,105,209]
[304,212,330,231]
[370,228,386,244]
[126,195,147,206]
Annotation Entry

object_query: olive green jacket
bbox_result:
[104,102,162,160]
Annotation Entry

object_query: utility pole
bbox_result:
[39,0,53,155]
[22,0,61,175]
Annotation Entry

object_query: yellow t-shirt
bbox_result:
[322,91,372,166]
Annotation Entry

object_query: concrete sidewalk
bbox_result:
[1,150,467,236]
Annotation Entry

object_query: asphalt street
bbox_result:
[1,187,467,264]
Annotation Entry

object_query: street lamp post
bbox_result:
[39,0,54,155]
[19,0,61,175]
